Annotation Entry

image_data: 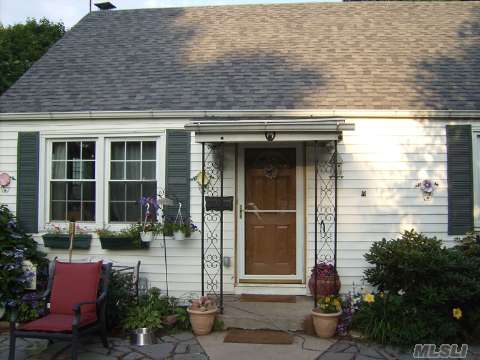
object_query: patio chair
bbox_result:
[8,260,112,360]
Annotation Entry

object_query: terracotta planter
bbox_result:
[308,274,341,297]
[311,309,341,338]
[187,308,217,336]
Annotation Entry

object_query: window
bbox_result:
[50,141,96,221]
[108,140,157,222]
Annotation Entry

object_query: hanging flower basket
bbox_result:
[173,230,185,241]
[308,263,341,297]
[42,234,92,250]
[140,231,155,243]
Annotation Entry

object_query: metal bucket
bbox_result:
[131,328,156,346]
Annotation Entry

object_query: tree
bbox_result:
[0,18,65,95]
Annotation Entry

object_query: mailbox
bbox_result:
[205,196,234,211]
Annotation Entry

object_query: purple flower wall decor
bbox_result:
[416,179,439,200]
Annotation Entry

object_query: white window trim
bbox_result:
[39,132,166,232]
[104,137,164,227]
[46,138,98,224]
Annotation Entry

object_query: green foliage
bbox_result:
[17,299,46,322]
[174,307,191,331]
[122,303,164,331]
[0,204,48,320]
[162,220,198,237]
[97,224,143,238]
[0,18,65,94]
[213,318,224,332]
[107,270,137,329]
[454,232,480,258]
[122,287,186,332]
[316,295,342,314]
[353,230,480,346]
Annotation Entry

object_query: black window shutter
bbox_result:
[164,130,191,220]
[446,125,473,235]
[16,132,40,233]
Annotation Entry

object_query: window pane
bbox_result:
[110,182,125,201]
[52,143,66,160]
[82,182,95,201]
[111,142,125,160]
[67,142,81,160]
[67,161,82,179]
[126,182,141,201]
[82,161,95,179]
[126,202,141,222]
[67,182,82,201]
[82,142,95,160]
[82,202,95,221]
[126,162,141,180]
[142,142,156,160]
[126,142,141,160]
[52,161,66,179]
[51,201,66,220]
[51,182,66,201]
[109,202,125,222]
[142,161,156,180]
[142,182,157,197]
[111,162,124,180]
[67,202,81,221]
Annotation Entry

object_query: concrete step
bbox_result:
[218,295,313,332]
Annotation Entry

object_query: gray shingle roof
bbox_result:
[1,1,480,113]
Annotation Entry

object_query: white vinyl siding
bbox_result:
[0,116,467,296]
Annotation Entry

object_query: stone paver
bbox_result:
[2,330,479,360]
[0,331,208,360]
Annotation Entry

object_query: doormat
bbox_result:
[224,329,294,344]
[239,294,296,303]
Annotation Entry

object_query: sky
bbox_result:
[0,0,338,29]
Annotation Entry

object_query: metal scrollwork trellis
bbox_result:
[313,140,339,306]
[201,142,225,312]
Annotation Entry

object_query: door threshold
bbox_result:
[238,279,303,284]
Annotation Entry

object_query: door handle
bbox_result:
[239,204,243,219]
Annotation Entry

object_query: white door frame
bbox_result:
[237,143,304,282]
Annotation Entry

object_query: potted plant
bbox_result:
[97,224,149,250]
[308,262,341,297]
[123,299,163,346]
[139,196,161,243]
[163,219,198,240]
[42,224,92,249]
[187,296,217,335]
[311,295,342,338]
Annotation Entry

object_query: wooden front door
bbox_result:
[244,148,297,275]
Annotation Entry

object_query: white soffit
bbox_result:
[184,118,355,143]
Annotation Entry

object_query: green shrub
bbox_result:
[353,230,480,346]
[122,287,189,332]
[106,270,137,329]
[0,204,48,321]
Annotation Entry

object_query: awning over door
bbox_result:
[184,118,354,143]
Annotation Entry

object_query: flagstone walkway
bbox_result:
[0,331,207,360]
[1,331,479,360]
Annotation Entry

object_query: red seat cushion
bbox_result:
[20,313,97,332]
[50,261,102,317]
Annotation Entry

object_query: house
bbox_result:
[0,2,479,306]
